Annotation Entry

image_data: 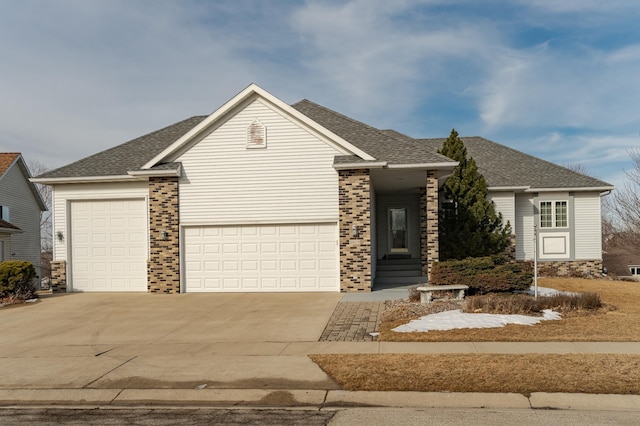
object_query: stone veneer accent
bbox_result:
[420,171,439,279]
[538,259,603,277]
[339,169,372,292]
[148,177,180,294]
[50,260,67,293]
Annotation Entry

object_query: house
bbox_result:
[602,236,640,280]
[0,153,47,280]
[32,84,613,293]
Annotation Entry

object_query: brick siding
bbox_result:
[148,177,180,293]
[420,171,439,279]
[50,260,67,293]
[339,169,372,292]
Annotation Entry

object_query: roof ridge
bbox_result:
[292,99,385,134]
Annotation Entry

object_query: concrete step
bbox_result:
[376,269,422,278]
[374,276,429,285]
[377,258,421,267]
[376,263,422,272]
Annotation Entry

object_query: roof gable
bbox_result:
[0,153,47,211]
[0,153,20,178]
[142,84,375,169]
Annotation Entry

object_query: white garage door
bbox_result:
[184,223,338,292]
[70,199,147,292]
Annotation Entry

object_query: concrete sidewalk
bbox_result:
[1,341,640,410]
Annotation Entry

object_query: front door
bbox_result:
[389,207,408,253]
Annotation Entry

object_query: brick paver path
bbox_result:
[319,301,385,341]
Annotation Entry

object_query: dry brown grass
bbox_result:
[379,278,640,342]
[310,353,640,395]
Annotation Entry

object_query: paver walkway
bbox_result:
[319,301,385,341]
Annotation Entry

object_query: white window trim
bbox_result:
[539,200,569,229]
[630,266,640,276]
[0,205,9,222]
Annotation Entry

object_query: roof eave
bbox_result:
[0,227,23,234]
[386,162,459,170]
[31,175,140,185]
[487,186,531,192]
[127,166,182,178]
[333,162,388,170]
[525,186,615,193]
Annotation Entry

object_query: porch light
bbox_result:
[160,229,168,240]
[351,224,358,238]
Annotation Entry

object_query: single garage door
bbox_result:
[70,199,147,291]
[184,223,339,292]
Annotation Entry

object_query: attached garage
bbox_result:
[70,199,147,292]
[183,223,339,292]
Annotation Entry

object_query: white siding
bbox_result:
[515,193,534,260]
[175,99,344,225]
[0,161,41,274]
[52,181,149,261]
[488,192,515,229]
[574,192,603,259]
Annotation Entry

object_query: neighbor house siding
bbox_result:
[515,193,534,260]
[175,99,346,225]
[52,181,149,261]
[0,162,41,274]
[488,192,515,229]
[573,192,603,259]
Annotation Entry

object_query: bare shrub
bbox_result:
[463,292,604,316]
[464,293,542,316]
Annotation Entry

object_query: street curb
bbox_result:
[324,391,530,408]
[529,392,640,411]
[0,389,638,411]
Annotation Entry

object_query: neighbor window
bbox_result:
[0,205,9,221]
[630,266,640,276]
[540,201,568,228]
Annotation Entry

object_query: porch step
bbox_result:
[377,258,421,267]
[374,275,429,285]
[376,269,422,278]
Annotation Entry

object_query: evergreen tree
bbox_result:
[438,129,512,260]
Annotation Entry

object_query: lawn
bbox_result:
[310,278,640,394]
[310,353,640,394]
[379,278,640,341]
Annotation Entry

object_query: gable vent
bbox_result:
[247,119,267,148]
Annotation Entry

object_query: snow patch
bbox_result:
[392,309,561,333]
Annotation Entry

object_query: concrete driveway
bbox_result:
[1,292,343,347]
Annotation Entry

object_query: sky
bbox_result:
[1,0,639,190]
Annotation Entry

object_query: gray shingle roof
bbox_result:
[37,116,207,179]
[418,137,612,189]
[291,100,454,165]
[35,96,612,191]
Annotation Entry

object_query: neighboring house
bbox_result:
[602,238,640,280]
[33,84,613,294]
[0,153,47,280]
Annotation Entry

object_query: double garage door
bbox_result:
[184,223,339,292]
[69,200,338,293]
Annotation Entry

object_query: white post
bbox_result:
[533,225,538,300]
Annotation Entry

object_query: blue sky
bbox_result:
[1,0,639,189]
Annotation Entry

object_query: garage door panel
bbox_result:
[71,199,147,292]
[185,223,338,292]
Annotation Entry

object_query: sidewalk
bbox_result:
[1,341,639,410]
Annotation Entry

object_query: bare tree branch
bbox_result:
[27,161,52,253]
[607,149,640,251]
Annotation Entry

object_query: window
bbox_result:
[630,266,640,276]
[540,201,568,228]
[0,205,9,221]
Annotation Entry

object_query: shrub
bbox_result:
[430,255,532,294]
[0,260,37,300]
[463,292,603,316]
